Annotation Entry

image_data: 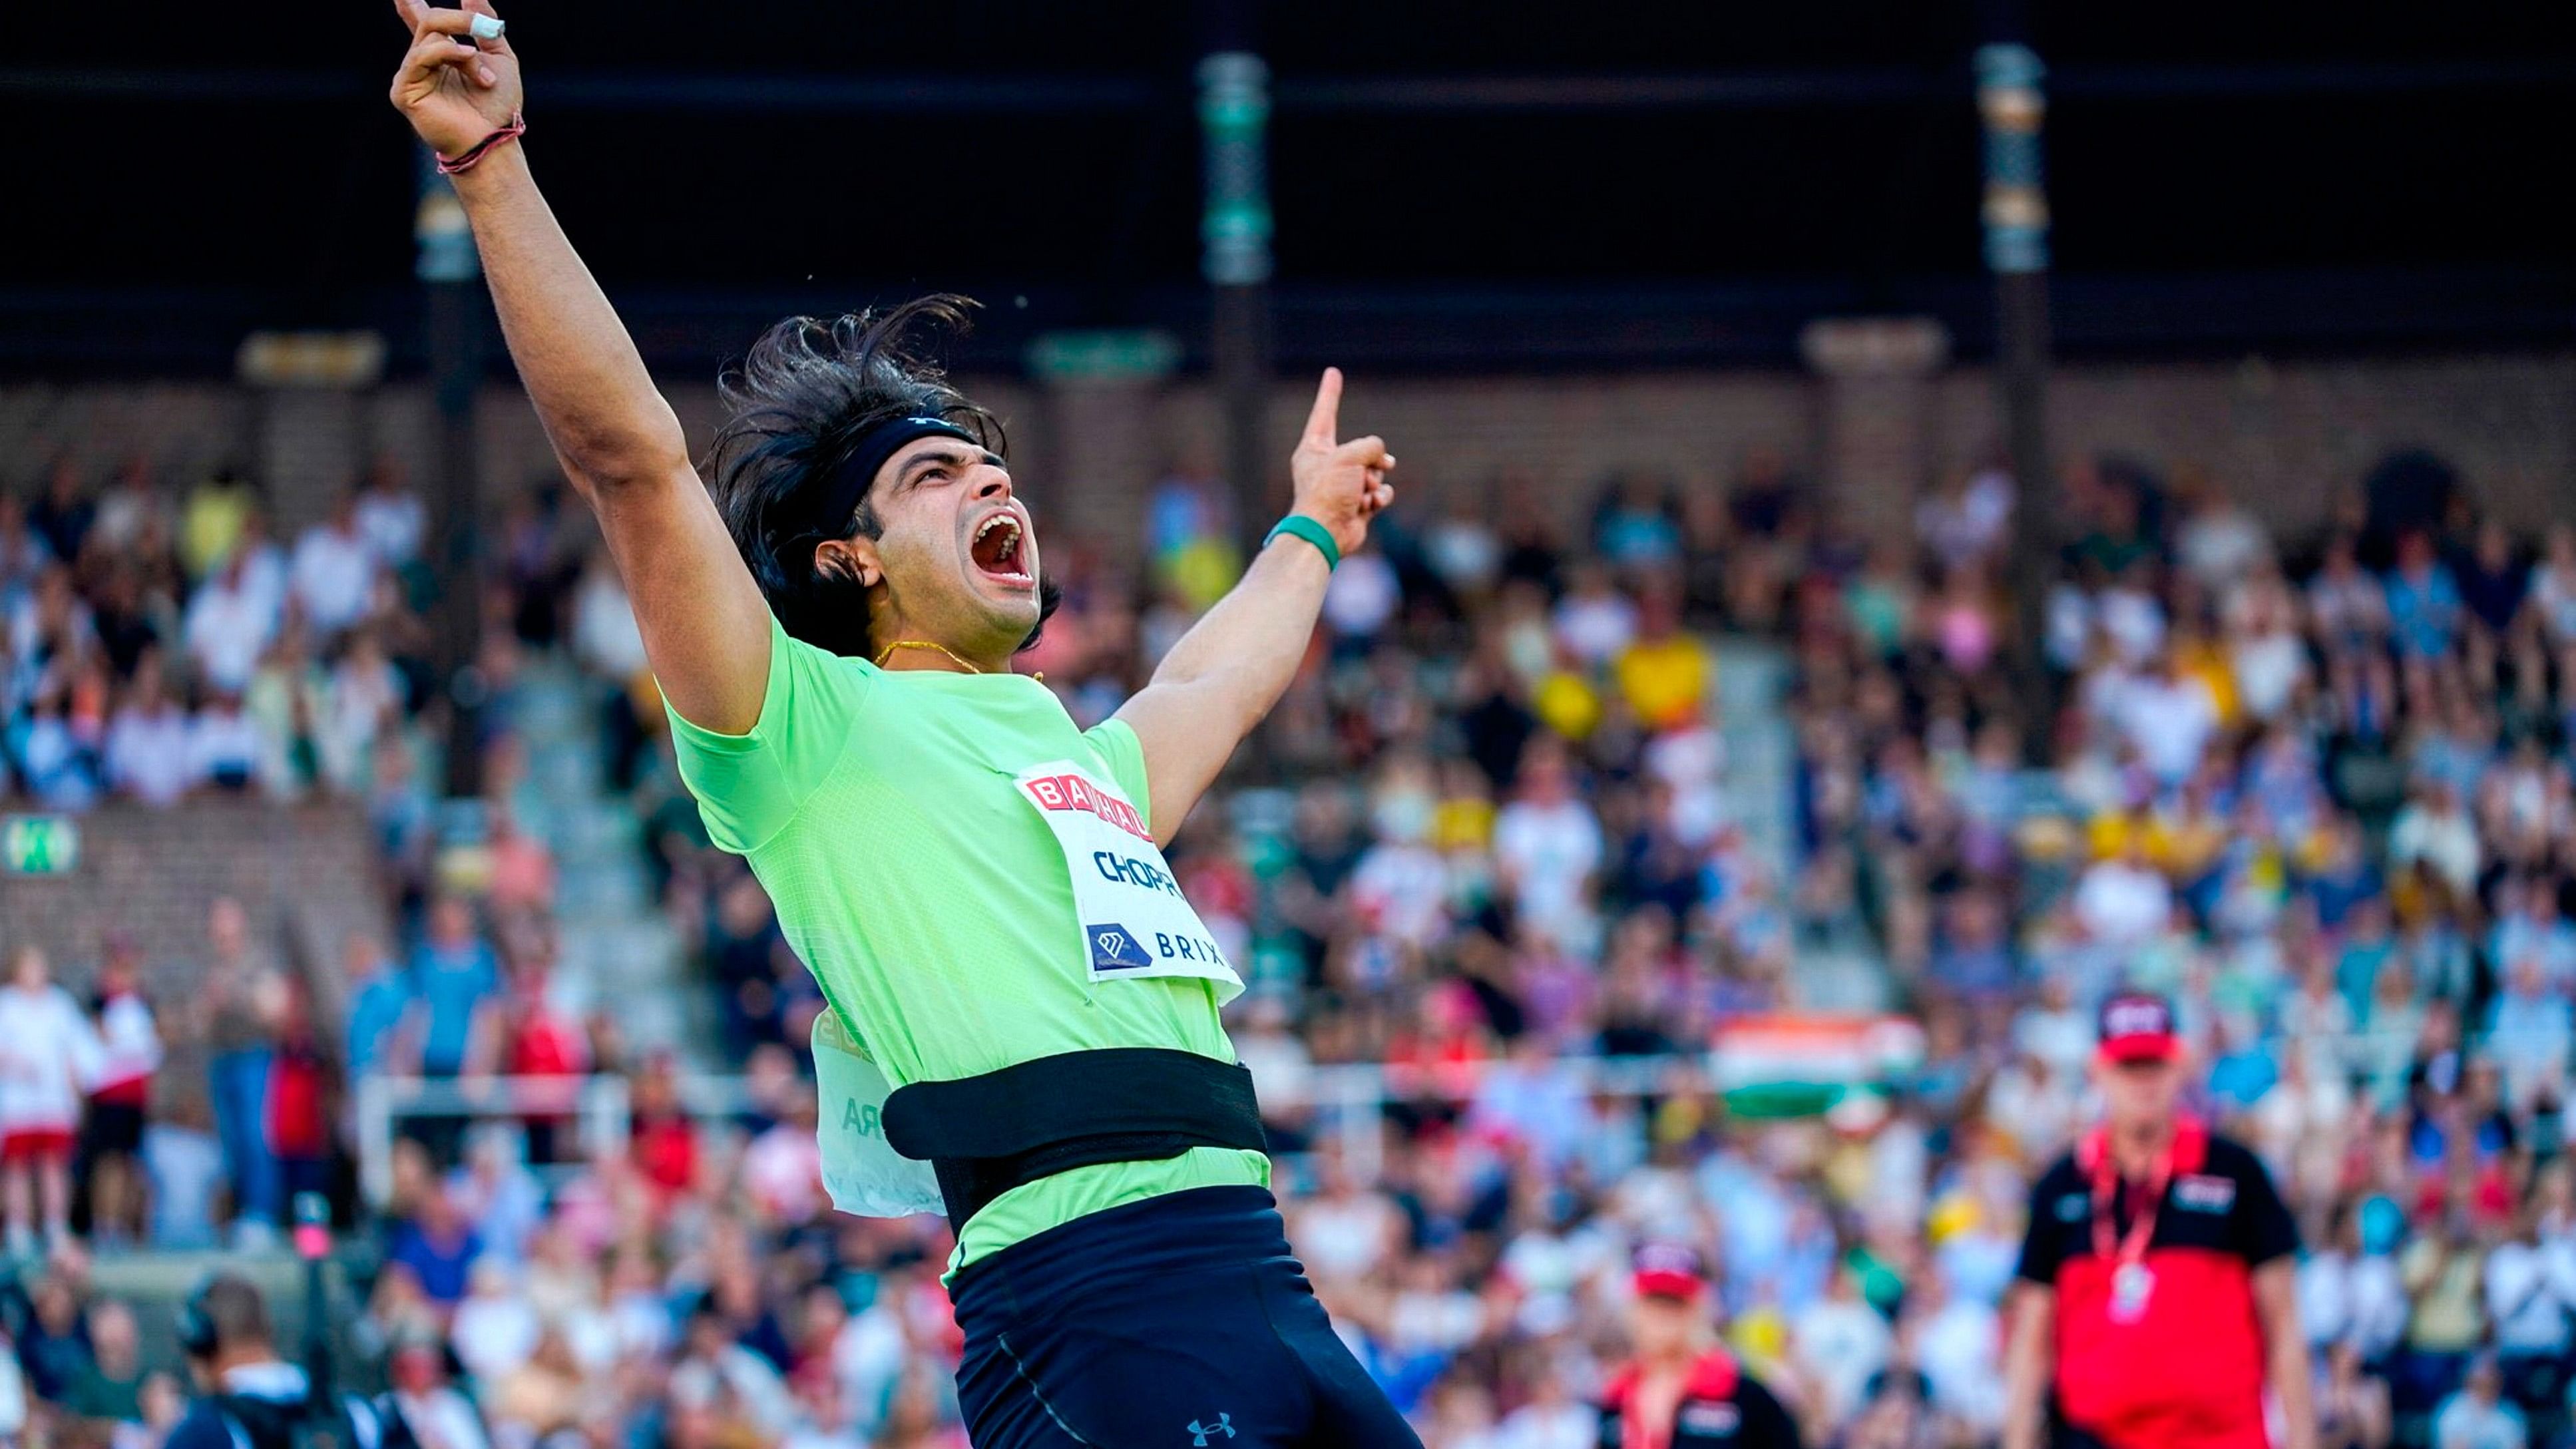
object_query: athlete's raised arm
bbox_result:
[387,0,771,733]
[1114,369,1395,846]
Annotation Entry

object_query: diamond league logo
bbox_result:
[1088,922,1154,971]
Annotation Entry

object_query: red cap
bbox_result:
[1631,1243,1707,1301]
[2097,991,2181,1064]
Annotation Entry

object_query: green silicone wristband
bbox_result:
[1263,514,1341,571]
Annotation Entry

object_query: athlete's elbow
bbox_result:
[552,417,690,495]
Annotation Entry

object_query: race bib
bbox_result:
[810,1010,944,1219]
[1014,761,1243,1002]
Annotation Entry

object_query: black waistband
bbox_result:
[880,1048,1267,1233]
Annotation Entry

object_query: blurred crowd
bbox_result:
[8,437,2576,1449]
[1,457,435,813]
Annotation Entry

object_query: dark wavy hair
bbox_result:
[705,296,1058,659]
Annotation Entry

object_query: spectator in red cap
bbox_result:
[2003,992,2313,1449]
[1597,1243,1803,1448]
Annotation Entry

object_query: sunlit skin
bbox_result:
[2090,1052,2185,1173]
[814,439,1041,674]
[1631,1291,1709,1369]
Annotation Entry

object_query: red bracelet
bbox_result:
[435,111,527,175]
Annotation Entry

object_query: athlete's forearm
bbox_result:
[1145,534,1331,729]
[1114,536,1329,842]
[449,146,689,491]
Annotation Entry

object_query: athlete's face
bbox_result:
[850,437,1042,658]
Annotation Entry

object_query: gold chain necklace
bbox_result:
[873,639,985,674]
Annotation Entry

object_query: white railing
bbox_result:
[1295,1054,1719,1181]
[347,1029,2432,1215]
[350,1054,1722,1207]
[353,1073,631,1205]
[351,1028,2435,1207]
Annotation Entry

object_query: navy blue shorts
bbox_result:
[951,1184,1423,1449]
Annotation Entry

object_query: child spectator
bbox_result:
[79,936,159,1248]
[0,946,101,1256]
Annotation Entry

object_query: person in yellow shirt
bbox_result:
[1616,588,1713,731]
[2170,616,2242,729]
[180,469,256,580]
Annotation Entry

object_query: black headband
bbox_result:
[810,415,980,542]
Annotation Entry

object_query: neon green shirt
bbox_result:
[667,616,1265,1268]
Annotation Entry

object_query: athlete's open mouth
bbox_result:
[970,510,1034,588]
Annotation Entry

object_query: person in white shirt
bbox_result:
[1351,757,1454,951]
[182,551,282,696]
[0,1336,23,1448]
[82,936,161,1247]
[355,463,427,569]
[2174,487,2271,592]
[322,630,407,793]
[448,1258,543,1386]
[2308,538,2390,654]
[1423,498,1502,601]
[105,660,196,806]
[1287,1152,1404,1285]
[2390,780,2481,900]
[2227,578,2310,725]
[2484,1211,2576,1403]
[741,1088,827,1226]
[568,547,649,682]
[1492,738,1605,953]
[1792,1261,1895,1427]
[187,691,264,795]
[2071,839,2175,949]
[1321,548,1401,646]
[2432,1355,2529,1449]
[0,945,104,1256]
[1490,1362,1592,1449]
[289,494,381,638]
[2095,575,2168,668]
[2117,654,2219,789]
[1550,563,1638,668]
[387,1333,495,1449]
[1916,467,2015,576]
[1910,1270,2004,1437]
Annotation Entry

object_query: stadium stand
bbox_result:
[7,349,2576,1448]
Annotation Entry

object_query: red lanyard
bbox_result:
[2091,1147,2172,1266]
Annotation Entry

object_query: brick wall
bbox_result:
[3,348,2570,543]
[1932,353,2576,533]
[0,801,390,1108]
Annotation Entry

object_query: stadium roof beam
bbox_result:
[5,59,2571,110]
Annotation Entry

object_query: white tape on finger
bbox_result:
[470,14,505,40]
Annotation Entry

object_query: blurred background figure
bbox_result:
[1597,1245,1801,1448]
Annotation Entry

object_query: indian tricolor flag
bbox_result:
[1713,1014,1927,1119]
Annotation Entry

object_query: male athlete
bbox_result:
[387,3,1419,1445]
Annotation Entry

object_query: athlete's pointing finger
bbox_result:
[1303,367,1344,450]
